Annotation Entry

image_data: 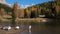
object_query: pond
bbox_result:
[0,18,60,34]
[31,18,60,34]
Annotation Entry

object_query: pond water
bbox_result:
[31,25,60,34]
[0,18,60,34]
[31,19,60,34]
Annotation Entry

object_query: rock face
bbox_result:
[0,0,12,12]
[0,0,11,7]
[0,0,6,4]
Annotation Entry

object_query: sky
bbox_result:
[5,0,52,7]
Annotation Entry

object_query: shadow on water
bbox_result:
[45,19,60,26]
[30,19,60,34]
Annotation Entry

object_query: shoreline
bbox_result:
[0,18,53,22]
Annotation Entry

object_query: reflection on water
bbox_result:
[31,25,60,34]
[29,25,31,34]
[0,19,60,34]
[0,21,12,26]
[31,19,60,34]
